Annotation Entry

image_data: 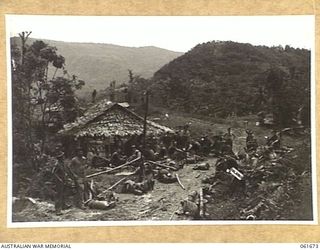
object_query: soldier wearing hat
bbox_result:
[51,148,72,215]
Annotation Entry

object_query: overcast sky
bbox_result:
[6,15,314,52]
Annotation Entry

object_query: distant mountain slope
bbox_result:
[151,41,310,124]
[11,37,183,95]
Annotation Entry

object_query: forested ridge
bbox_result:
[150,41,310,127]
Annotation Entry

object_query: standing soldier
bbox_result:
[222,128,236,155]
[128,145,145,182]
[223,128,236,148]
[182,123,191,149]
[51,149,72,215]
[69,147,88,209]
[92,89,97,103]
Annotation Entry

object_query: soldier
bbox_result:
[211,135,223,156]
[223,127,236,149]
[168,141,178,159]
[127,145,142,161]
[266,130,281,150]
[187,140,201,155]
[157,143,167,159]
[110,148,126,167]
[162,131,173,149]
[69,147,88,209]
[181,124,191,149]
[215,155,238,173]
[144,147,156,161]
[128,145,145,182]
[199,135,212,155]
[51,149,72,215]
[245,129,258,152]
[156,169,177,183]
[86,146,96,167]
[174,130,183,149]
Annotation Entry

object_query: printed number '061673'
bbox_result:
[300,244,319,248]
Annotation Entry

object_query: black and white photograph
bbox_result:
[6,15,316,225]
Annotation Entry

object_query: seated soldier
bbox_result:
[181,127,191,149]
[215,155,238,172]
[162,131,172,149]
[221,142,235,156]
[157,145,167,159]
[174,130,184,149]
[245,129,254,143]
[123,180,142,195]
[122,178,155,195]
[247,138,258,152]
[156,169,177,183]
[143,146,156,161]
[86,147,96,167]
[179,199,199,218]
[266,130,281,150]
[211,135,223,156]
[127,145,142,161]
[168,141,178,159]
[245,130,258,152]
[110,148,126,167]
[199,135,212,155]
[187,140,201,155]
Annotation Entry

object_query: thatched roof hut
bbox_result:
[59,99,173,139]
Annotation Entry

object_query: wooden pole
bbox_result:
[97,177,128,198]
[143,90,149,151]
[169,206,180,220]
[86,156,141,178]
[199,188,204,218]
[175,174,185,190]
[107,177,127,191]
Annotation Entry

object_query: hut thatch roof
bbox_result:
[59,99,173,138]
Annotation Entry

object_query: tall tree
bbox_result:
[11,34,85,164]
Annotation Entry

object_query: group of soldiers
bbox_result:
[204,128,283,198]
[51,143,145,215]
[51,123,282,215]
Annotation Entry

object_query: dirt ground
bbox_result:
[13,157,217,222]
